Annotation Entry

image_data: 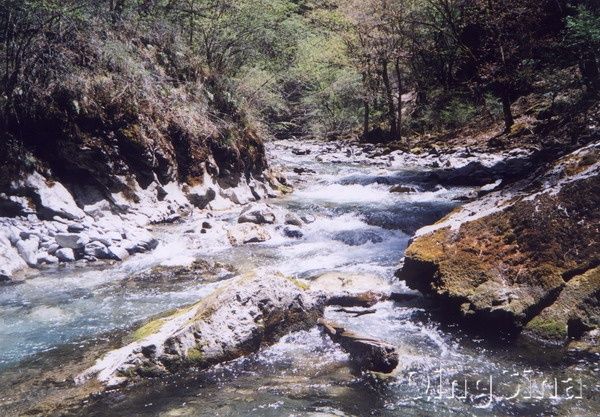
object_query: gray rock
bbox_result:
[10,171,85,220]
[55,248,76,262]
[46,243,60,255]
[227,223,271,245]
[55,233,90,249]
[284,213,303,226]
[301,214,316,224]
[238,203,276,225]
[107,245,129,261]
[84,241,110,259]
[37,252,59,265]
[67,223,86,233]
[123,229,158,253]
[16,237,40,267]
[0,241,28,281]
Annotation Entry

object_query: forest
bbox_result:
[2,1,598,148]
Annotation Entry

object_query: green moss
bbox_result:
[285,276,309,291]
[131,305,195,341]
[132,318,167,341]
[186,347,204,363]
[526,317,567,340]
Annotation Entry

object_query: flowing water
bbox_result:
[0,140,598,416]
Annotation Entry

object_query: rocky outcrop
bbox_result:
[397,141,600,344]
[77,273,322,387]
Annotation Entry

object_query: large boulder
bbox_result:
[77,273,322,387]
[9,172,85,220]
[0,240,28,282]
[397,142,600,344]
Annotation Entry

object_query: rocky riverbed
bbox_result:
[0,139,598,417]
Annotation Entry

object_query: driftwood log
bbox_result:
[317,318,399,373]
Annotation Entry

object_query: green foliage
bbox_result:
[566,5,600,48]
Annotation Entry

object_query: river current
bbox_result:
[0,139,597,416]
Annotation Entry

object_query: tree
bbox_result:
[462,0,550,132]
[566,4,600,93]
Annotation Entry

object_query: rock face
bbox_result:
[397,142,600,344]
[78,273,322,387]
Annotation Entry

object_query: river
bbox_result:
[0,139,597,416]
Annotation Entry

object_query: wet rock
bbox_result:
[77,273,322,387]
[238,203,276,225]
[284,213,303,226]
[318,319,398,373]
[16,237,40,266]
[107,245,129,261]
[429,151,534,186]
[310,272,391,307]
[301,214,316,224]
[123,229,158,253]
[56,248,76,262]
[333,230,383,246]
[524,267,600,344]
[397,142,600,340]
[389,185,417,193]
[201,221,212,229]
[292,148,311,155]
[293,167,316,175]
[227,223,271,245]
[55,233,90,249]
[283,226,303,239]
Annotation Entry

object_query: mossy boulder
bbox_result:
[397,142,600,342]
[77,272,323,387]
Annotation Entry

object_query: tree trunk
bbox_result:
[361,72,370,137]
[381,59,397,140]
[394,58,403,143]
[580,53,600,94]
[501,92,514,132]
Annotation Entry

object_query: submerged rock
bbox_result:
[283,225,303,239]
[77,273,322,387]
[389,185,417,193]
[397,142,600,343]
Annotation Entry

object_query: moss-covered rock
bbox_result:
[397,142,600,342]
[78,272,323,387]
